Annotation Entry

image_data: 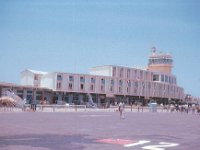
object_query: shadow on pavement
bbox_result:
[0,134,95,150]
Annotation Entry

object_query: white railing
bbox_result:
[24,104,87,112]
[22,104,166,112]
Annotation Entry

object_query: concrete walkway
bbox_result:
[0,111,200,150]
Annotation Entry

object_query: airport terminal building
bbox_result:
[0,49,185,107]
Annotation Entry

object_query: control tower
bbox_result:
[147,47,173,74]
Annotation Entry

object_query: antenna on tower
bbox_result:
[151,46,156,53]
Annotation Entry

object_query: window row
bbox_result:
[149,58,173,65]
[57,82,151,92]
[56,80,147,90]
[57,75,102,84]
[58,71,150,84]
[153,74,176,84]
[112,67,150,81]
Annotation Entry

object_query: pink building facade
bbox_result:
[0,50,185,107]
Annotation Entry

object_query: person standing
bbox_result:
[33,100,37,111]
[31,97,37,112]
[119,102,125,119]
[22,98,26,111]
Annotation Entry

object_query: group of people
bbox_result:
[168,103,200,114]
[117,102,200,119]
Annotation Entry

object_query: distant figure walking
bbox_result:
[30,98,37,112]
[22,98,26,111]
[119,102,125,119]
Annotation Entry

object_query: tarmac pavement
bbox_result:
[0,111,200,150]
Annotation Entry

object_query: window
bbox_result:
[127,87,129,93]
[140,71,143,80]
[165,75,168,83]
[111,79,114,85]
[69,76,74,82]
[101,85,104,91]
[154,83,157,89]
[26,95,32,101]
[91,77,95,83]
[17,90,23,94]
[110,86,113,92]
[127,69,130,78]
[145,72,148,80]
[57,74,62,81]
[119,80,123,86]
[80,76,85,83]
[34,74,39,80]
[101,78,105,84]
[127,80,131,87]
[113,67,116,77]
[148,82,151,89]
[134,88,137,94]
[90,85,94,91]
[57,82,61,89]
[142,82,145,88]
[148,59,153,65]
[161,75,164,82]
[69,83,73,89]
[36,91,42,100]
[119,87,122,93]
[120,68,124,78]
[169,77,171,84]
[171,77,174,84]
[153,74,159,81]
[27,91,32,94]
[80,84,84,90]
[36,95,42,101]
[134,70,137,78]
[36,91,42,95]
[161,58,173,64]
[174,78,177,84]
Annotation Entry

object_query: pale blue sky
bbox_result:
[0,0,200,97]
